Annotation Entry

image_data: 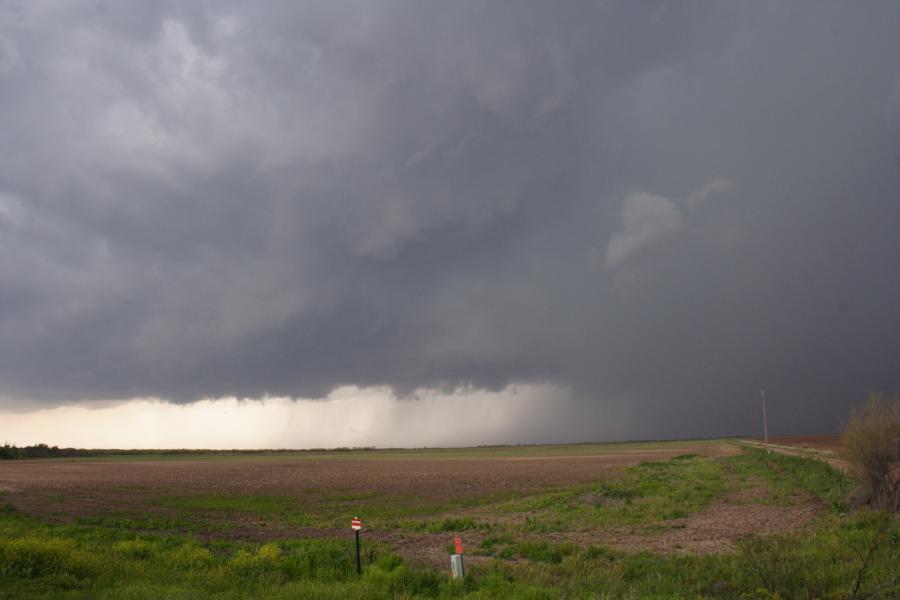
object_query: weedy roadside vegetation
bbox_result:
[841,392,900,512]
[1,445,897,598]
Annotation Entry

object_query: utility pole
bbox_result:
[760,387,768,444]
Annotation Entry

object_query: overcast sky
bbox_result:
[1,1,898,448]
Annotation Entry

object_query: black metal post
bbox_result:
[355,529,361,575]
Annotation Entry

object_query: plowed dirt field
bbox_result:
[1,440,828,567]
[0,441,736,513]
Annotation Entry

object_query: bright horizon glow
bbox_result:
[0,384,634,450]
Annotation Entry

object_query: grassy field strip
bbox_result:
[736,439,847,472]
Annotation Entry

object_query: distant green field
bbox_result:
[1,443,897,598]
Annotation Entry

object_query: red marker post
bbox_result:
[351,517,362,575]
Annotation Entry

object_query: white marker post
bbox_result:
[351,517,362,575]
[450,536,465,579]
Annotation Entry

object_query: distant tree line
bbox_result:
[0,444,382,460]
[0,443,86,459]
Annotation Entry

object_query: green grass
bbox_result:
[153,490,512,532]
[1,507,896,598]
[729,446,852,511]
[491,453,726,533]
[229,452,728,536]
[1,445,897,598]
[154,494,314,527]
[75,513,219,534]
[402,517,494,534]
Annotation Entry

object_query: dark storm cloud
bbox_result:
[1,1,898,437]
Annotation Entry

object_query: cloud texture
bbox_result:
[1,1,899,439]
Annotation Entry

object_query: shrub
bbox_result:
[362,561,442,596]
[510,541,576,564]
[422,516,487,533]
[228,543,282,580]
[841,393,900,511]
[280,539,353,582]
[0,537,96,579]
[167,544,214,569]
[584,545,620,561]
[112,539,154,560]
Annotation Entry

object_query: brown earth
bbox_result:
[0,442,736,508]
[533,465,825,558]
[378,478,826,565]
[0,441,828,567]
[620,484,824,555]
[767,434,843,452]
